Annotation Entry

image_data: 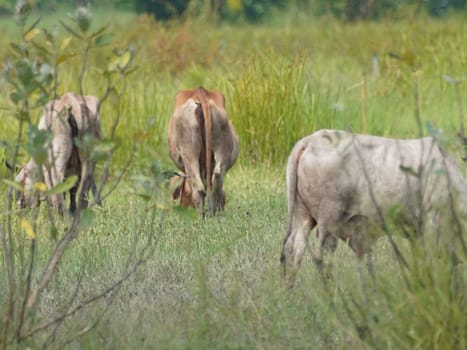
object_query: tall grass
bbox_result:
[0,4,466,349]
[1,9,465,170]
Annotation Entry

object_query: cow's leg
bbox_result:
[76,158,94,211]
[210,158,226,214]
[344,215,373,259]
[281,202,316,286]
[182,156,205,215]
[311,224,338,282]
[314,227,338,267]
[339,215,376,281]
[313,206,343,278]
[45,135,72,215]
[90,176,102,207]
[69,183,78,214]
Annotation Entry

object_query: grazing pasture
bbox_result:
[0,4,466,349]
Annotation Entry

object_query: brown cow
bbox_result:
[168,87,239,215]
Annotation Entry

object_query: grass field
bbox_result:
[0,4,466,349]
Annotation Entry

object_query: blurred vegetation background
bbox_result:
[0,0,465,20]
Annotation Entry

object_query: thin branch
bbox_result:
[21,200,164,342]
[23,245,152,339]
[15,212,38,342]
[43,270,85,348]
[352,133,410,271]
[25,214,81,311]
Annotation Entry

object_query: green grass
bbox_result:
[0,167,347,349]
[2,166,465,349]
[0,5,466,349]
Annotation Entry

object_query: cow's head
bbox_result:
[170,173,194,208]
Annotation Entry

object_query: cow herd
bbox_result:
[7,88,467,282]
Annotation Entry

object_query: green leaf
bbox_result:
[107,51,132,72]
[10,42,26,56]
[24,27,41,41]
[16,59,36,86]
[26,125,50,165]
[89,140,117,161]
[21,219,36,239]
[56,54,76,64]
[42,28,57,43]
[30,40,53,56]
[2,179,24,193]
[25,16,41,34]
[15,110,29,121]
[10,91,21,105]
[89,23,110,40]
[60,20,83,40]
[129,175,156,201]
[45,176,78,196]
[60,37,72,51]
[93,33,113,47]
[388,204,403,221]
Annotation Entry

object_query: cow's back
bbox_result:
[61,92,101,139]
[283,129,467,283]
[296,129,463,223]
[40,93,101,139]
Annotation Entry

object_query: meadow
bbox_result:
[0,4,466,349]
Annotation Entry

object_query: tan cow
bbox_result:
[14,92,102,215]
[168,87,239,215]
[281,129,467,281]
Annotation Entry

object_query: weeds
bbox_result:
[0,3,465,349]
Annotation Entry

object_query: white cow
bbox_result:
[13,92,102,215]
[281,129,467,279]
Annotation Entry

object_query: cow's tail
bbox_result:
[280,141,306,265]
[197,87,212,195]
[67,107,83,212]
[67,107,79,140]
